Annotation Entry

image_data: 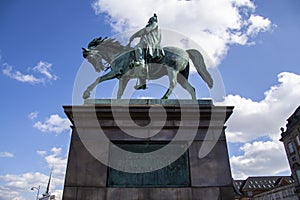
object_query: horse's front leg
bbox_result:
[83,71,117,99]
[117,77,130,99]
[162,68,178,99]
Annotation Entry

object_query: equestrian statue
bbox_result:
[82,14,213,100]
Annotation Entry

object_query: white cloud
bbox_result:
[0,147,67,200]
[37,147,67,199]
[0,172,49,200]
[230,140,289,179]
[2,61,57,84]
[91,0,272,66]
[2,63,44,84]
[45,148,67,179]
[222,72,300,179]
[247,14,272,37]
[50,147,62,157]
[224,72,300,143]
[33,61,58,81]
[230,0,255,10]
[0,152,14,158]
[33,114,71,134]
[28,111,38,120]
[37,150,47,156]
[0,185,24,200]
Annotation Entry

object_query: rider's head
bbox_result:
[147,13,158,26]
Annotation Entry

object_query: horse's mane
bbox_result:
[87,37,129,52]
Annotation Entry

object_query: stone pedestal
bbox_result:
[63,99,234,200]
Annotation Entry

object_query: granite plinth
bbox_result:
[83,99,213,105]
[63,99,234,199]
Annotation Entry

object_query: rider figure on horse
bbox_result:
[128,13,165,90]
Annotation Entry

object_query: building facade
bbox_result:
[233,176,296,200]
[280,106,300,196]
[253,183,297,200]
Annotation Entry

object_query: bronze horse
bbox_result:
[82,37,213,99]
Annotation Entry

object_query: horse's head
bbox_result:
[82,37,131,73]
[82,47,105,72]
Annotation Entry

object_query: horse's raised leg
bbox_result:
[162,68,178,99]
[177,75,196,100]
[117,78,130,99]
[83,71,117,99]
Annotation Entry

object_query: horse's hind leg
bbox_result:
[162,68,178,99]
[177,74,196,100]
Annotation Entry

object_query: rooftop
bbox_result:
[233,176,294,194]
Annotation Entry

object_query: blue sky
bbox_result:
[1,0,300,199]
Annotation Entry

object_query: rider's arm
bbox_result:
[129,28,144,42]
[128,22,158,46]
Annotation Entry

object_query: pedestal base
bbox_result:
[63,99,234,200]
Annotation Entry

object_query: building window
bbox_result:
[296,170,300,183]
[247,191,253,196]
[288,142,295,153]
[282,190,287,197]
[296,135,300,146]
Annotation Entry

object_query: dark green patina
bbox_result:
[107,143,190,187]
[82,36,213,100]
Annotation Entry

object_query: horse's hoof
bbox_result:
[134,84,147,90]
[83,91,90,99]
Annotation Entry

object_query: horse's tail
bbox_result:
[187,49,213,88]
